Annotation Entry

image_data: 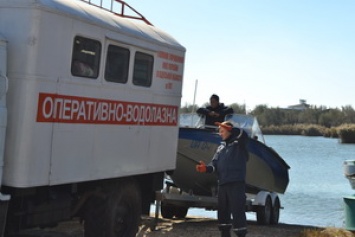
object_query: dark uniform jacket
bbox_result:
[206,128,249,185]
[196,103,234,126]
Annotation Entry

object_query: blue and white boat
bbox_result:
[170,114,290,196]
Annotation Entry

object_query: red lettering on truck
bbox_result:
[36,93,178,126]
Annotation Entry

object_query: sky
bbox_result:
[124,0,355,110]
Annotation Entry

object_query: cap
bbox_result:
[215,121,233,131]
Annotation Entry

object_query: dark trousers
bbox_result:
[218,182,247,237]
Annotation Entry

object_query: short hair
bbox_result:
[210,94,219,102]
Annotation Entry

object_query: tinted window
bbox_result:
[105,45,130,83]
[71,36,101,78]
[133,52,153,87]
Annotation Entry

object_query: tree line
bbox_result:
[180,103,355,128]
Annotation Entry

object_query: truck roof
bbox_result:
[0,0,185,51]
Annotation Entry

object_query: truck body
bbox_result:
[0,0,185,236]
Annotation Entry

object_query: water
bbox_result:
[186,135,355,227]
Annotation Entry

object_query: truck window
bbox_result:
[133,52,153,87]
[71,36,101,78]
[104,45,130,83]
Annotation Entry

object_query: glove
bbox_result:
[196,161,207,173]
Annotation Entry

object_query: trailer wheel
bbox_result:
[174,206,188,219]
[161,202,174,219]
[270,197,280,225]
[105,180,142,237]
[256,195,272,225]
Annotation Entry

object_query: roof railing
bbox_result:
[79,0,153,26]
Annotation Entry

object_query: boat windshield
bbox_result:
[179,113,265,144]
[225,114,265,144]
[179,113,206,128]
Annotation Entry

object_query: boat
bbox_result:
[344,160,355,189]
[170,113,290,196]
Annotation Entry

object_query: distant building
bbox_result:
[287,99,310,111]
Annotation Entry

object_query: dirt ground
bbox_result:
[137,216,319,237]
[12,215,320,237]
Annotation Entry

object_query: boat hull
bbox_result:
[170,127,290,196]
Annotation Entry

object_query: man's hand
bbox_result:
[196,161,207,173]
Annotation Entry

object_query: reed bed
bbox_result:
[262,124,355,143]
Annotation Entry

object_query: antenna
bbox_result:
[191,79,198,126]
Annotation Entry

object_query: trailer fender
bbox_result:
[252,191,279,206]
[269,192,279,206]
[252,191,270,206]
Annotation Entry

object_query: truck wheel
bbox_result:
[83,195,107,237]
[270,197,280,225]
[105,180,142,237]
[256,195,272,225]
[174,206,188,219]
[161,202,174,219]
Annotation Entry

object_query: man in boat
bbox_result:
[196,121,248,237]
[196,94,234,127]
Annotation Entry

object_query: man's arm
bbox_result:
[219,106,234,117]
[196,107,210,116]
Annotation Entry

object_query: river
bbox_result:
[187,135,355,228]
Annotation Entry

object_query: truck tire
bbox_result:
[84,195,106,237]
[256,195,272,225]
[105,180,142,237]
[83,179,142,237]
[270,197,280,225]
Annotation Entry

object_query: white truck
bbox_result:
[0,0,185,236]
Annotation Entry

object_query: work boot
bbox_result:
[234,229,247,237]
[221,230,231,237]
[218,224,232,237]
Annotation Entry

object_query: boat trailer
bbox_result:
[152,181,282,230]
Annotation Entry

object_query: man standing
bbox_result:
[196,94,234,126]
[196,121,248,237]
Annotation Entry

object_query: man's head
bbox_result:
[210,94,220,109]
[215,121,233,140]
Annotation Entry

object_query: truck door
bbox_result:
[0,34,10,236]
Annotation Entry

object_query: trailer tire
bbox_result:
[105,180,142,237]
[161,203,174,219]
[174,206,188,219]
[270,197,280,225]
[256,195,272,225]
